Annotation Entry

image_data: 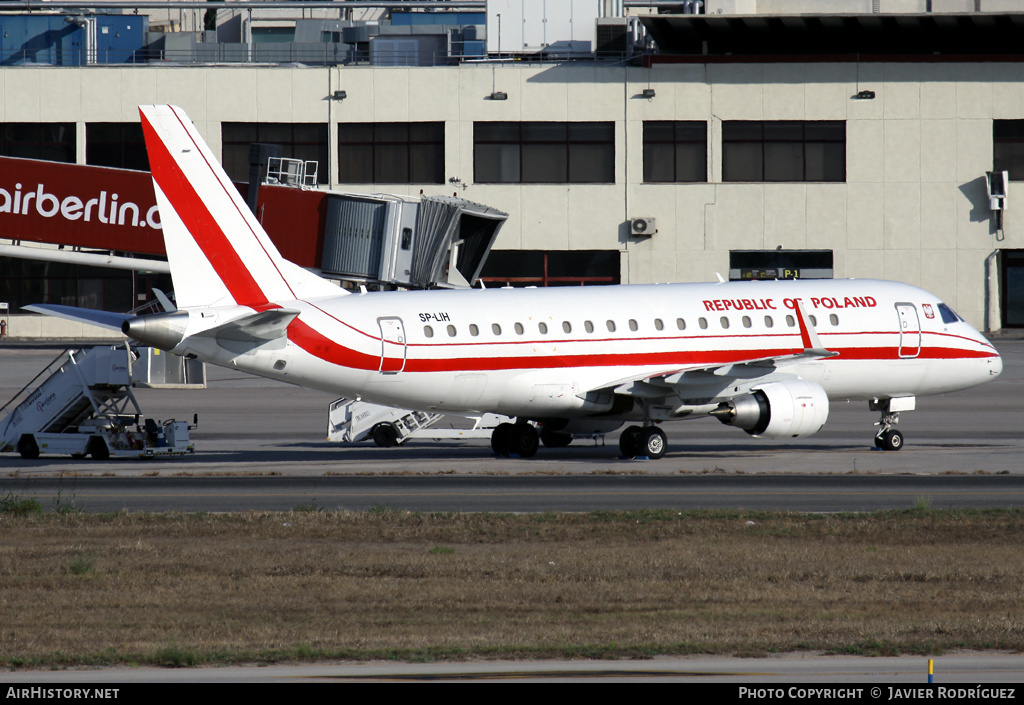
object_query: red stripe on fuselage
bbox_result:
[284,314,996,374]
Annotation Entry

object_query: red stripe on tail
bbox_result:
[141,109,268,307]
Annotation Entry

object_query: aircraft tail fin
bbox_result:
[139,105,337,309]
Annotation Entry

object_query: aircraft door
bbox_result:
[378,317,407,373]
[896,303,921,358]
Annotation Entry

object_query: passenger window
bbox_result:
[720,317,730,329]
[829,314,839,326]
[699,317,708,330]
[676,318,686,330]
[742,316,751,328]
[809,315,817,326]
[628,319,638,332]
[562,321,572,334]
[764,316,774,328]
[515,322,524,335]
[538,322,548,334]
[607,320,617,332]
[424,325,434,338]
[786,315,795,327]
[447,324,457,337]
[492,323,502,335]
[469,324,479,336]
[654,318,664,331]
[584,320,594,333]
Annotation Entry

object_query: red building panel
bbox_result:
[0,156,325,268]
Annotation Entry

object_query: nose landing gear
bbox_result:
[874,427,904,451]
[871,398,909,452]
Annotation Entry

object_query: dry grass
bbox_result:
[1,508,1023,668]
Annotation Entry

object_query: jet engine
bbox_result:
[709,379,829,439]
[122,311,189,351]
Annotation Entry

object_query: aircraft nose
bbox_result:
[989,349,1003,379]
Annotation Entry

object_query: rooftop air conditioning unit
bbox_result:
[630,217,656,236]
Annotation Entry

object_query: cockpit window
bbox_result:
[937,303,961,324]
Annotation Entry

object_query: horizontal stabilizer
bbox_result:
[196,308,301,343]
[22,304,130,332]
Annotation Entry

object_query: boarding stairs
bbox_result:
[0,345,202,459]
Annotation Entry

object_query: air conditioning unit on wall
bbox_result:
[630,217,656,236]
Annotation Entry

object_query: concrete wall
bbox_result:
[1,60,1018,329]
[5,315,124,341]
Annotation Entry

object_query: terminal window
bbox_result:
[337,122,444,184]
[0,123,75,163]
[1002,249,1024,328]
[86,123,149,172]
[478,250,620,287]
[643,121,707,183]
[722,121,845,182]
[994,121,1024,181]
[474,122,615,184]
[0,258,171,313]
[221,123,328,185]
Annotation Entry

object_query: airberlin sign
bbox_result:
[0,156,167,255]
[1,182,161,230]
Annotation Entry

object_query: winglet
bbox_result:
[793,300,837,356]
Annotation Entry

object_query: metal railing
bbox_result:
[1,41,647,68]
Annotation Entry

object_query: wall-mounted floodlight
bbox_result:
[332,90,347,101]
[986,170,1009,211]
[487,91,508,101]
[853,90,875,100]
[641,88,656,99]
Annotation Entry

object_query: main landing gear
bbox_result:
[490,422,539,458]
[491,421,669,459]
[871,399,904,452]
[618,425,667,460]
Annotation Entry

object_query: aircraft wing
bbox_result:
[22,304,131,332]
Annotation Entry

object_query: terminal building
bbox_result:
[2,0,1024,337]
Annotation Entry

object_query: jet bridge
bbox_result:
[0,345,203,459]
[320,192,507,290]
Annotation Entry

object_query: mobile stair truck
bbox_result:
[0,345,198,460]
[328,398,511,447]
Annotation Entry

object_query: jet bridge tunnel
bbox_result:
[320,191,507,290]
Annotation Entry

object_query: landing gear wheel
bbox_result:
[17,435,39,460]
[619,425,642,458]
[876,429,904,452]
[371,423,400,448]
[637,426,667,459]
[540,428,572,448]
[511,424,539,458]
[87,436,109,461]
[491,422,516,457]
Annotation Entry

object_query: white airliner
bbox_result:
[28,105,1003,459]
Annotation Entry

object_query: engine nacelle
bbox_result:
[710,379,830,439]
[122,311,190,351]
